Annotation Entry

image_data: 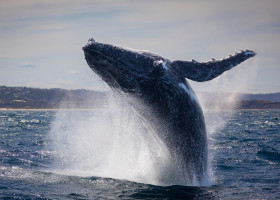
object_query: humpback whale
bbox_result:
[82,38,255,184]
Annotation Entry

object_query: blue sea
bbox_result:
[0,109,279,199]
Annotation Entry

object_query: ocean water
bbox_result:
[0,109,279,199]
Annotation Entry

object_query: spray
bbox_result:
[49,90,182,186]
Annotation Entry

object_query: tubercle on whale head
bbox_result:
[82,38,96,50]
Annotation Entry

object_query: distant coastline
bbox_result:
[0,108,111,111]
[1,86,280,110]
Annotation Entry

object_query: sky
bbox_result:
[0,0,279,94]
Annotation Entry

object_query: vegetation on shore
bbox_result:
[0,86,279,110]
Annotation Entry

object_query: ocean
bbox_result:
[0,109,279,199]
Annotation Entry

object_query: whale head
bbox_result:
[83,38,170,93]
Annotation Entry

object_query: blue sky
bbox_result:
[0,0,279,93]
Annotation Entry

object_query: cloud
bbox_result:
[0,0,279,93]
[21,61,36,68]
[68,69,80,75]
[55,79,76,86]
[22,64,36,68]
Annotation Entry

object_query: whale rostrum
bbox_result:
[83,38,255,184]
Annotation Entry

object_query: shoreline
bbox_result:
[0,108,279,111]
[0,108,112,111]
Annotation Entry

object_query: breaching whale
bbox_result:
[82,38,255,184]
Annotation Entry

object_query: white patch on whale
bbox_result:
[155,60,168,70]
[244,50,255,56]
[178,83,198,103]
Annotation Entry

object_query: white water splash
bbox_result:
[49,91,185,186]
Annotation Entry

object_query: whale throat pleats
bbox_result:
[171,50,256,82]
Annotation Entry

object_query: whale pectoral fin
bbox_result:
[171,50,256,82]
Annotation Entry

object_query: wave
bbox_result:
[257,150,280,163]
[0,166,218,199]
